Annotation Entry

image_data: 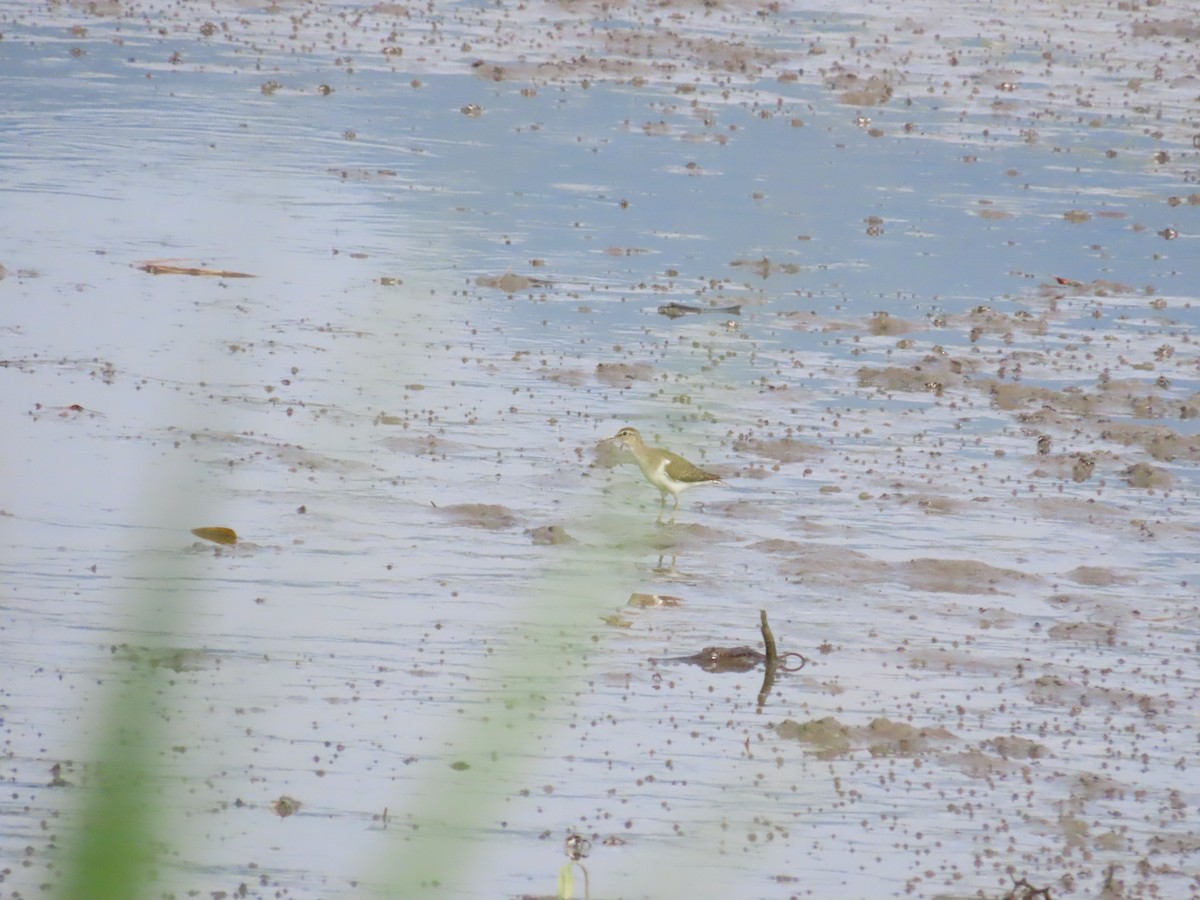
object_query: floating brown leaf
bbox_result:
[191,526,238,545]
[138,260,254,278]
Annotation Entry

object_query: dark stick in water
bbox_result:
[657,301,742,319]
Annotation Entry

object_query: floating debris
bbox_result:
[112,643,214,673]
[654,611,807,674]
[271,796,301,818]
[138,261,254,278]
[475,271,552,294]
[526,524,575,545]
[628,592,683,608]
[191,526,238,545]
[48,762,72,788]
[667,645,766,673]
[657,301,742,319]
[775,716,958,760]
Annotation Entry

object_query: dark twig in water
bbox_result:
[760,610,809,671]
[757,610,780,709]
[657,301,742,318]
[757,612,810,708]
[778,651,809,672]
[760,609,777,665]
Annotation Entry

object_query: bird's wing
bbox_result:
[662,451,719,484]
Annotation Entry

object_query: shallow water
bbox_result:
[2,0,1199,897]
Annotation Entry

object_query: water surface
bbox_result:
[2,0,1198,897]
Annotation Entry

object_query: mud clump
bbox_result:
[732,436,821,464]
[595,361,657,387]
[1125,462,1172,489]
[526,524,575,545]
[776,716,958,759]
[437,503,517,530]
[858,363,960,394]
[1101,423,1200,462]
[901,557,1039,595]
[1067,566,1123,587]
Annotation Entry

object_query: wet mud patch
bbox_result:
[1029,450,1120,484]
[1065,566,1129,587]
[594,361,658,387]
[1045,620,1118,645]
[539,368,591,387]
[525,524,575,545]
[112,644,218,673]
[901,558,1038,595]
[982,735,1052,761]
[183,430,372,475]
[940,748,1021,779]
[706,496,812,526]
[771,542,885,585]
[857,361,963,395]
[602,29,787,79]
[889,492,964,515]
[1020,496,1128,526]
[773,548,1040,595]
[986,381,1171,421]
[380,431,465,459]
[470,55,657,86]
[828,70,895,106]
[903,640,1025,676]
[731,435,822,464]
[951,304,1049,338]
[941,736,1053,779]
[1023,673,1163,715]
[611,520,735,552]
[862,311,915,336]
[1100,423,1200,463]
[475,271,552,295]
[775,716,958,760]
[1124,461,1173,489]
[435,503,518,530]
[627,592,684,609]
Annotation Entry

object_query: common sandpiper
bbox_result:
[609,426,722,517]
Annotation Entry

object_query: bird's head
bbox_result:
[612,426,643,449]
